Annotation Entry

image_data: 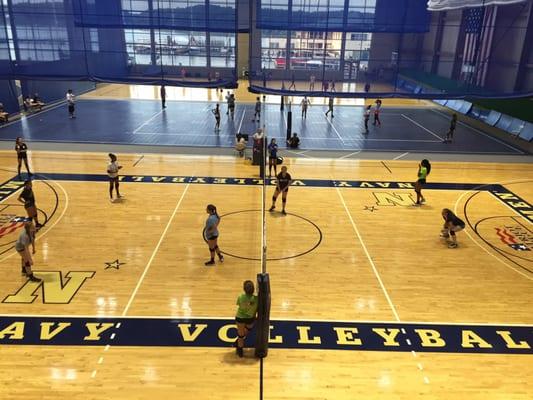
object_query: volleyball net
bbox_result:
[255,121,270,359]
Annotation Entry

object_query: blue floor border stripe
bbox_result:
[0,316,531,354]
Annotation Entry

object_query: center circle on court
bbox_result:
[203,209,323,261]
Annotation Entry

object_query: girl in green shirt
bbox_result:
[414,159,431,205]
[235,280,258,357]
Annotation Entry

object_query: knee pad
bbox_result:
[238,334,246,339]
[209,247,216,252]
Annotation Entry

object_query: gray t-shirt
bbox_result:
[205,214,219,237]
[15,230,32,252]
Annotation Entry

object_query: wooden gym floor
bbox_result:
[0,151,531,399]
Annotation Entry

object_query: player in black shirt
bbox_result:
[269,166,292,215]
[212,103,221,131]
[440,208,465,248]
[443,114,457,143]
[18,180,42,229]
[15,137,32,178]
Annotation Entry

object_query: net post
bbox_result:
[254,272,271,358]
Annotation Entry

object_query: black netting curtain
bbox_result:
[0,0,238,87]
[249,0,533,99]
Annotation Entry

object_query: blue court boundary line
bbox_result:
[0,315,531,354]
[4,173,531,222]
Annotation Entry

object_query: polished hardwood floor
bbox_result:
[0,150,531,399]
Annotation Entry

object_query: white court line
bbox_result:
[132,109,164,134]
[285,149,313,158]
[338,150,362,159]
[401,114,444,141]
[430,108,524,154]
[335,187,400,321]
[325,118,346,145]
[0,101,67,130]
[393,152,409,160]
[237,109,246,134]
[121,184,190,315]
[0,174,70,264]
[453,181,533,281]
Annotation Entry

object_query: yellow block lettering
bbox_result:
[494,192,517,200]
[1,182,24,189]
[375,182,391,188]
[84,323,114,341]
[233,178,246,184]
[177,324,208,342]
[333,327,362,345]
[218,324,238,342]
[3,279,42,303]
[151,176,167,182]
[397,183,414,188]
[171,177,187,183]
[372,328,401,346]
[0,322,25,339]
[335,181,352,187]
[415,329,446,347]
[268,325,283,344]
[40,322,72,340]
[189,177,206,184]
[296,326,321,344]
[373,192,414,206]
[461,330,493,348]
[508,202,529,208]
[496,331,531,349]
[4,272,95,304]
[359,182,375,188]
[212,178,228,184]
[252,179,263,185]
[291,180,306,186]
[131,176,144,182]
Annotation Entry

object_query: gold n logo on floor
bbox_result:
[373,192,415,206]
[2,271,95,304]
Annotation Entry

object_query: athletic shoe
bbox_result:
[218,255,224,263]
[28,275,41,282]
[448,242,458,248]
[420,198,426,204]
[237,347,244,358]
[440,233,450,239]
[204,260,215,266]
[21,267,26,276]
[282,210,287,215]
[269,206,275,212]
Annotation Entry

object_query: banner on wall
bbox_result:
[427,0,527,11]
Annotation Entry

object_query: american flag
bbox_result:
[462,5,497,87]
[0,216,27,238]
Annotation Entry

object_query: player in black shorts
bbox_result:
[440,208,465,248]
[443,113,457,143]
[15,137,32,178]
[212,103,221,131]
[269,166,292,215]
[267,138,278,178]
[18,180,42,229]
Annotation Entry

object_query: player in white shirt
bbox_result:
[107,153,123,202]
[66,89,75,119]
